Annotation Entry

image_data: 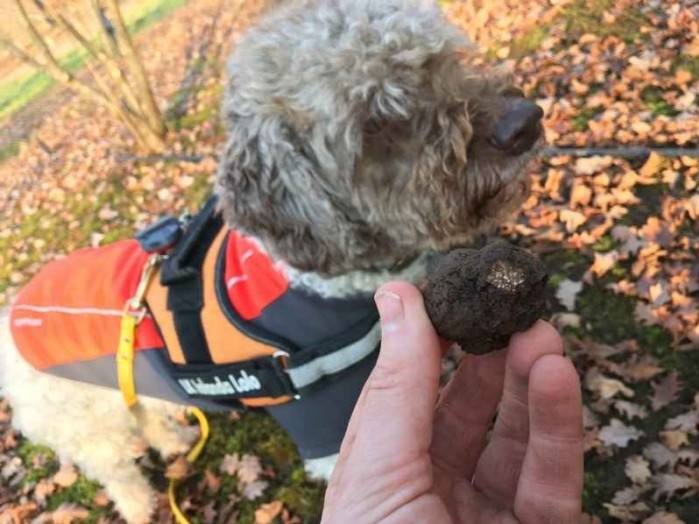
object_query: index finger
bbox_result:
[514,354,583,524]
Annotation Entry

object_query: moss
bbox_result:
[510,26,550,59]
[572,107,604,132]
[46,476,107,522]
[671,56,699,79]
[175,412,324,523]
[542,249,589,282]
[0,139,20,164]
[560,0,647,43]
[17,442,58,485]
[641,86,681,117]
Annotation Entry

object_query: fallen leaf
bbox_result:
[38,503,90,524]
[665,410,699,434]
[586,369,634,400]
[660,430,689,451]
[644,443,678,470]
[643,511,686,524]
[614,400,648,420]
[255,501,283,524]
[241,479,268,501]
[652,474,698,500]
[604,502,650,521]
[626,455,652,485]
[556,279,583,311]
[639,152,668,179]
[237,455,263,485]
[651,372,681,411]
[53,463,78,488]
[165,455,190,480]
[588,251,618,280]
[613,485,648,505]
[220,453,241,476]
[599,419,644,448]
[33,478,56,505]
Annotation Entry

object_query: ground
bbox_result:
[0,0,698,523]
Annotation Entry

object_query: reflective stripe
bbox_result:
[288,323,381,389]
[12,304,124,316]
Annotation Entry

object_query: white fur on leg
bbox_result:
[133,400,200,459]
[304,453,339,481]
[0,312,158,524]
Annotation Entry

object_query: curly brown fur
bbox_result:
[216,0,541,277]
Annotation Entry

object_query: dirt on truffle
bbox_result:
[424,241,548,354]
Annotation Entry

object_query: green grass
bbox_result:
[510,26,550,59]
[559,0,648,43]
[671,56,699,79]
[641,86,681,117]
[572,107,604,132]
[0,0,187,123]
[179,412,325,523]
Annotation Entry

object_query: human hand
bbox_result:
[321,282,583,523]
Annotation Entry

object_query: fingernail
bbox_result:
[375,291,404,333]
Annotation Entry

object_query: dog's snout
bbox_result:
[489,99,544,156]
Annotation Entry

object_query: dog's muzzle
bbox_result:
[489,99,544,156]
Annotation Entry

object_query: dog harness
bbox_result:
[9,197,381,410]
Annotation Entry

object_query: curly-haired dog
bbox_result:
[0,0,544,522]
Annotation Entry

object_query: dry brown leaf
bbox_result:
[614,400,649,420]
[599,419,644,448]
[241,480,268,501]
[665,410,699,434]
[556,279,583,311]
[643,512,686,524]
[220,453,241,476]
[613,485,648,505]
[651,372,681,412]
[33,478,56,506]
[639,152,668,179]
[652,474,698,500]
[39,503,90,524]
[586,369,634,400]
[644,443,678,470]
[587,251,618,281]
[626,455,652,485]
[255,501,283,524]
[52,463,78,488]
[604,502,650,521]
[660,430,689,451]
[165,455,190,480]
[237,455,263,485]
[204,468,222,493]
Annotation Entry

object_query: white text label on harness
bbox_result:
[177,371,262,397]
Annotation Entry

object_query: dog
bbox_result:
[0,0,544,522]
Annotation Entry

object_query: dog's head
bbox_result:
[216,0,544,276]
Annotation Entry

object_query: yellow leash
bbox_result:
[118,254,210,524]
[168,407,210,524]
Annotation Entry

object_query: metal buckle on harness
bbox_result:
[273,350,300,400]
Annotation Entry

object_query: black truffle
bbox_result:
[424,241,548,354]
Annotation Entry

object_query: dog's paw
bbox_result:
[303,453,339,482]
[109,482,156,524]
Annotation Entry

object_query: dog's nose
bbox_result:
[489,99,544,156]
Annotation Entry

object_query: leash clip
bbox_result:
[125,254,163,321]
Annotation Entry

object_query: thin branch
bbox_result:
[541,146,699,159]
[115,152,216,164]
[102,0,164,135]
[0,36,45,69]
[49,6,146,120]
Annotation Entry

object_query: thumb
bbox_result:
[352,282,443,454]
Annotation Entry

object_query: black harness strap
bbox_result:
[160,196,222,364]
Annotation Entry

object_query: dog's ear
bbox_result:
[216,105,386,274]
